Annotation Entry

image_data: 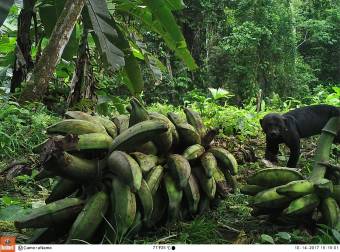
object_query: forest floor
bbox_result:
[1,131,333,244]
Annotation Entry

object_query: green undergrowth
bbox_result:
[0,100,59,164]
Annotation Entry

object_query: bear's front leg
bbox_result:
[287,137,300,168]
[264,138,279,163]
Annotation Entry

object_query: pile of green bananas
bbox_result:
[14,98,239,244]
[241,117,340,230]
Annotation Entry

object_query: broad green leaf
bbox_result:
[0,36,15,66]
[332,87,340,95]
[0,36,16,53]
[130,40,165,81]
[260,234,275,244]
[113,22,144,94]
[0,0,14,27]
[131,44,144,60]
[84,0,124,70]
[142,0,197,70]
[38,0,77,61]
[208,87,233,100]
[332,229,340,243]
[116,1,197,70]
[275,232,291,242]
[164,0,186,10]
[145,54,164,81]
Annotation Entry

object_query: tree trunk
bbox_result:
[67,30,90,108]
[10,0,36,93]
[19,0,85,103]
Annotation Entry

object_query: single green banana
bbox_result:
[45,178,79,204]
[93,116,118,138]
[240,184,265,196]
[183,144,205,160]
[167,154,191,189]
[282,193,320,216]
[110,177,137,239]
[130,152,158,174]
[14,198,84,229]
[137,179,154,222]
[193,167,216,200]
[66,191,109,244]
[47,119,107,135]
[253,187,291,209]
[276,180,314,198]
[247,168,304,188]
[321,197,339,228]
[184,108,207,139]
[183,174,200,214]
[200,152,217,178]
[129,97,150,126]
[107,151,142,192]
[112,115,130,134]
[176,123,201,146]
[145,165,164,196]
[164,173,183,222]
[109,120,168,152]
[209,147,238,175]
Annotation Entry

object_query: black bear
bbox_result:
[260,104,340,168]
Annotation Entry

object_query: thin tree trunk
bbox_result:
[67,30,89,108]
[19,0,85,103]
[165,53,173,80]
[10,0,36,93]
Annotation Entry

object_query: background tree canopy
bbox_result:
[0,0,339,108]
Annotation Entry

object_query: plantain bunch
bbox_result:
[241,117,340,230]
[14,98,239,244]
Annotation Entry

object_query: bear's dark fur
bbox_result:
[260,104,340,167]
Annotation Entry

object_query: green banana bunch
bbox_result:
[16,103,244,244]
